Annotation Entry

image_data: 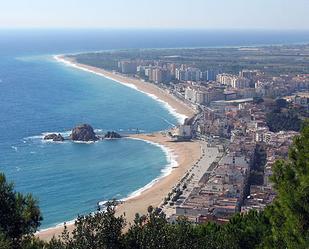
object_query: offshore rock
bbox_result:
[104,131,121,139]
[70,124,98,141]
[43,133,64,142]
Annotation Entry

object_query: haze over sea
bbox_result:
[1,29,309,229]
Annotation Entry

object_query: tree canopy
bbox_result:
[0,173,42,249]
[265,121,309,248]
[266,110,302,132]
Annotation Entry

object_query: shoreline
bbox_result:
[54,55,197,124]
[37,133,201,240]
[115,133,201,225]
[122,136,178,200]
[36,55,200,240]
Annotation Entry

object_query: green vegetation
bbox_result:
[266,120,309,248]
[266,100,303,132]
[265,98,305,132]
[275,98,288,109]
[0,173,42,249]
[43,206,270,249]
[69,53,119,71]
[72,44,309,75]
[48,201,125,249]
[266,110,302,132]
[1,123,309,249]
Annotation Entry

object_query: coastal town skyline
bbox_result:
[1,0,309,247]
[1,0,309,30]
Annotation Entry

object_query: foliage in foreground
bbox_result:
[44,206,269,249]
[266,121,309,248]
[1,123,309,249]
[0,173,42,249]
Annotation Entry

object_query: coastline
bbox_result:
[36,55,200,240]
[115,133,201,225]
[54,55,197,124]
[37,133,201,240]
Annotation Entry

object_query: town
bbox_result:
[72,44,309,224]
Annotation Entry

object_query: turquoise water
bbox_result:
[1,29,309,229]
[0,55,179,228]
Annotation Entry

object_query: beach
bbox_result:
[54,55,197,123]
[116,133,201,225]
[37,55,201,240]
[37,132,201,240]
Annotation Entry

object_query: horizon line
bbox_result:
[0,27,309,32]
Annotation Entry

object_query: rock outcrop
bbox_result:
[104,131,121,139]
[43,133,64,142]
[70,124,98,141]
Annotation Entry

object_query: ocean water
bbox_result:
[0,29,309,229]
[0,54,179,229]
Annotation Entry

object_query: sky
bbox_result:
[0,0,309,30]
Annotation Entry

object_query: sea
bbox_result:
[0,29,309,229]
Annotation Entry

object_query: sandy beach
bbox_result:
[55,55,197,122]
[115,133,201,225]
[37,56,201,241]
[38,133,201,240]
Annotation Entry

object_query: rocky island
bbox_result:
[104,131,121,139]
[43,133,64,142]
[43,124,121,142]
[70,124,99,142]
